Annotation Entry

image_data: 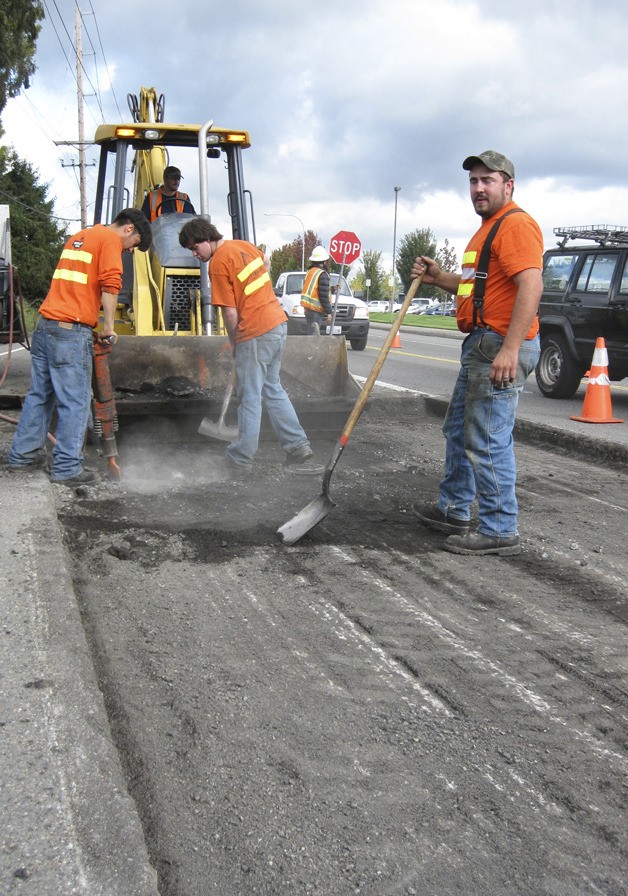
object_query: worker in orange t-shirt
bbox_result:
[8,209,151,486]
[179,217,318,476]
[410,151,543,557]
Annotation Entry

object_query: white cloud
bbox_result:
[2,0,628,270]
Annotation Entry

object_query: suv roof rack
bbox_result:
[553,225,628,248]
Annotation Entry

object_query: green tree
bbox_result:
[269,228,322,283]
[0,147,67,300]
[351,249,388,299]
[397,229,460,301]
[436,238,458,276]
[396,228,437,296]
[432,238,459,303]
[0,0,44,121]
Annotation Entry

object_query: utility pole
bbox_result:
[390,186,401,310]
[75,6,87,229]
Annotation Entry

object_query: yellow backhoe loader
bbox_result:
[93,87,358,432]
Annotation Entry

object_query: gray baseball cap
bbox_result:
[462,150,515,180]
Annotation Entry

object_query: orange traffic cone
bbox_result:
[570,337,624,424]
[391,330,401,349]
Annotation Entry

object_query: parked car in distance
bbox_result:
[420,304,455,316]
[367,300,391,313]
[536,225,628,397]
[406,298,438,314]
[274,271,370,350]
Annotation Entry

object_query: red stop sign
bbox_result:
[329,230,361,265]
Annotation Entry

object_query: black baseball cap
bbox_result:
[163,165,183,179]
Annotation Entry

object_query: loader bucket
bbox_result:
[107,335,361,437]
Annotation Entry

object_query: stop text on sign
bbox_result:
[329,230,361,265]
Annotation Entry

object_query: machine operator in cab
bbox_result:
[141,166,196,221]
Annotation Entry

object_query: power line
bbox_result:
[42,0,103,126]
[0,187,80,224]
[14,92,100,194]
[9,1,123,224]
[74,6,105,120]
[86,0,123,119]
[41,0,75,78]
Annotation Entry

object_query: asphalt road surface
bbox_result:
[54,399,627,896]
[2,338,627,896]
[350,325,628,448]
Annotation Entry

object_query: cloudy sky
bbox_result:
[3,0,628,275]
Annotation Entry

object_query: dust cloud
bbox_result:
[112,416,228,495]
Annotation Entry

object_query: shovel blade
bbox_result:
[198,418,239,442]
[277,494,336,546]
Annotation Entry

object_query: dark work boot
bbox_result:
[412,501,470,535]
[444,532,521,556]
[284,444,314,466]
[51,469,101,487]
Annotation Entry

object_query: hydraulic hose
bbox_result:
[0,265,30,388]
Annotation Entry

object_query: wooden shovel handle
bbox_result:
[339,276,423,443]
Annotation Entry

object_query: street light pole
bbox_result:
[264,213,306,271]
[391,186,401,310]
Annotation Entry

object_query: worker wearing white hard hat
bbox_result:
[308,246,330,263]
[301,246,333,334]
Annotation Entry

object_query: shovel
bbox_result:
[277,275,423,546]
[198,367,239,442]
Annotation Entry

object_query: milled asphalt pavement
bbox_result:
[1,332,626,895]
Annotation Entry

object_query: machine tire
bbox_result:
[535,333,584,398]
[350,336,368,351]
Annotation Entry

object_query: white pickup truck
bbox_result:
[273,271,370,350]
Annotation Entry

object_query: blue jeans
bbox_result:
[304,309,327,335]
[225,322,310,467]
[438,328,540,538]
[9,317,93,480]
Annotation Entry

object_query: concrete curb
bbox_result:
[366,323,627,468]
[0,471,159,895]
[418,393,628,470]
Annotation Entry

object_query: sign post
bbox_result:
[328,230,361,333]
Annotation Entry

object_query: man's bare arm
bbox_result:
[411,256,461,294]
[100,292,118,336]
[221,306,239,353]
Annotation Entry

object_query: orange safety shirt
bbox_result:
[148,188,191,221]
[456,201,543,339]
[39,224,123,328]
[209,240,287,343]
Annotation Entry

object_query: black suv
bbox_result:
[536,226,628,398]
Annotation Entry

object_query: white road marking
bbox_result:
[0,344,26,356]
